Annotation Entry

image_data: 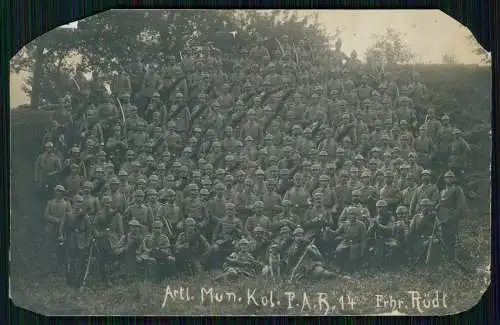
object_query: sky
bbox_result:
[10,10,488,108]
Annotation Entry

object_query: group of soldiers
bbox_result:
[34,36,470,287]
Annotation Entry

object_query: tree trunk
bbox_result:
[30,46,45,110]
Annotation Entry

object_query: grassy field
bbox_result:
[10,211,490,316]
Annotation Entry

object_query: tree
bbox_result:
[467,34,490,64]
[365,28,416,70]
[10,27,80,109]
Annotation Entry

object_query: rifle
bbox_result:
[425,215,439,265]
[79,241,95,292]
[289,238,315,282]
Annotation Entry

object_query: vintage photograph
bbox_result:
[10,9,491,316]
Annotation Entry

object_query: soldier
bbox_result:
[163,189,182,233]
[174,218,212,275]
[214,238,264,281]
[208,182,229,222]
[409,169,440,216]
[60,194,91,286]
[137,220,176,280]
[44,185,72,264]
[64,163,84,200]
[285,227,338,281]
[235,177,258,219]
[328,207,367,271]
[366,200,399,266]
[408,198,442,265]
[63,146,87,180]
[379,170,401,214]
[438,170,467,259]
[35,142,63,198]
[283,173,310,222]
[211,203,244,262]
[146,188,173,237]
[262,177,282,216]
[123,190,152,234]
[114,219,145,277]
[240,109,264,144]
[244,201,272,236]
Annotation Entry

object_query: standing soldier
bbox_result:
[35,142,63,199]
[283,173,310,223]
[123,190,152,234]
[244,201,272,236]
[379,170,401,214]
[44,185,72,265]
[409,170,440,216]
[438,170,467,259]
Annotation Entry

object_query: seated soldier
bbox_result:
[174,218,212,276]
[137,220,176,281]
[285,227,339,281]
[248,225,271,262]
[407,198,442,265]
[114,219,146,278]
[214,238,264,282]
[328,207,367,271]
[366,200,399,267]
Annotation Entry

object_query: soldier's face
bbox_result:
[136,194,144,203]
[239,243,250,253]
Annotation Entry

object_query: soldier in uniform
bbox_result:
[174,218,212,275]
[60,194,92,286]
[114,219,145,277]
[244,200,272,236]
[283,173,310,222]
[366,200,399,267]
[214,238,264,281]
[409,169,440,216]
[35,142,63,199]
[44,185,72,264]
[137,220,176,280]
[379,170,401,214]
[123,190,152,234]
[284,227,338,281]
[211,202,244,264]
[407,198,442,265]
[328,207,367,271]
[438,170,467,259]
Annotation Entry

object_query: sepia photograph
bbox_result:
[9,9,491,316]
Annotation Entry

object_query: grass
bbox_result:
[10,212,490,316]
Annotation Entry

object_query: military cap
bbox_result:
[319,174,329,181]
[313,191,324,198]
[166,189,176,196]
[421,169,431,176]
[55,185,65,192]
[136,178,147,185]
[188,183,199,191]
[200,188,210,196]
[396,206,408,213]
[264,133,274,140]
[420,198,432,206]
[184,218,196,226]
[376,200,387,207]
[336,147,345,153]
[201,177,212,186]
[110,177,120,184]
[238,238,250,246]
[253,225,265,233]
[135,189,145,197]
[146,188,157,195]
[255,168,265,176]
[319,150,328,157]
[444,170,456,178]
[236,170,246,177]
[172,161,182,168]
[442,114,450,120]
[280,226,291,233]
[82,181,93,189]
[225,202,236,209]
[215,168,225,176]
[95,166,105,173]
[282,199,292,207]
[293,227,305,235]
[183,147,193,153]
[253,201,264,209]
[408,152,417,158]
[383,170,393,177]
[214,182,225,190]
[70,146,80,153]
[355,154,364,161]
[452,128,461,135]
[129,219,142,227]
[102,195,112,203]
